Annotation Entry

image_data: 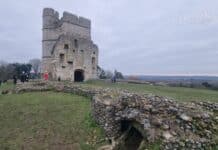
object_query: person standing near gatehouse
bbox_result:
[43,71,49,81]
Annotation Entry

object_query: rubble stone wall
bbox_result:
[12,81,218,150]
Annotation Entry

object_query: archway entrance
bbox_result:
[74,70,84,82]
[117,121,144,150]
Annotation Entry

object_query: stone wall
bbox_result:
[13,81,218,150]
[92,91,218,149]
[42,8,91,30]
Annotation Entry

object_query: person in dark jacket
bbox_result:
[13,75,17,85]
[25,73,29,82]
[20,72,25,83]
[111,75,116,83]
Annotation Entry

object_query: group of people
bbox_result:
[0,71,49,87]
[1,71,116,85]
[20,72,29,83]
[12,72,29,85]
[12,71,49,85]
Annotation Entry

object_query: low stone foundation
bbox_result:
[12,81,218,150]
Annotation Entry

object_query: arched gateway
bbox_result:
[74,69,84,82]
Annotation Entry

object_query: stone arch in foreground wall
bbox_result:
[118,120,144,150]
[74,69,84,82]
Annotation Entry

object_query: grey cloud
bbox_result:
[0,0,218,75]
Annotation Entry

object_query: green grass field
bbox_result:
[0,81,14,92]
[0,92,106,150]
[0,80,217,149]
[82,80,218,102]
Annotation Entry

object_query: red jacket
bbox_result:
[43,73,49,80]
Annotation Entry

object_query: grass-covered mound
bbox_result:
[0,92,106,150]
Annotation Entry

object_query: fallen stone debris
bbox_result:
[7,81,218,150]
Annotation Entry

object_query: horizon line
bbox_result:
[124,74,218,77]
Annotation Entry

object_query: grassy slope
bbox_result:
[0,82,14,93]
[82,80,218,102]
[0,92,106,150]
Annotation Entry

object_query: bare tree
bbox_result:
[105,70,113,79]
[29,59,41,74]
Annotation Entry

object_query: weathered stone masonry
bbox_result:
[14,81,218,150]
[42,8,99,81]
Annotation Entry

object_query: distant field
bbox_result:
[0,91,106,150]
[82,80,218,102]
[1,80,218,102]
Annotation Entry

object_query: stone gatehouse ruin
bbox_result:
[42,8,99,82]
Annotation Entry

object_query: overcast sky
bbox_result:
[0,0,218,75]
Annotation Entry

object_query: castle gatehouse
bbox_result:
[42,8,99,81]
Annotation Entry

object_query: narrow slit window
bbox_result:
[92,57,95,64]
[68,61,73,65]
[60,54,64,62]
[64,44,69,49]
[74,39,78,48]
